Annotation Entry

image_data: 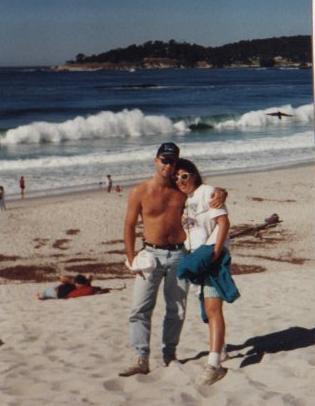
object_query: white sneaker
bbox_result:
[197,364,227,386]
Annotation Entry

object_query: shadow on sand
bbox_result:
[179,326,315,368]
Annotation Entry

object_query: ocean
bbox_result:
[0,67,314,198]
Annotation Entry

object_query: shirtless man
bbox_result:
[119,142,226,377]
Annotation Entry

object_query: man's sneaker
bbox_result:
[197,364,227,386]
[118,357,150,377]
[162,353,177,367]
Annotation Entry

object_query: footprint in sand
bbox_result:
[65,229,80,236]
[52,239,71,250]
[103,379,125,391]
[33,238,50,249]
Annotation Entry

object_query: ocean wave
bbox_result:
[214,103,313,130]
[0,146,158,171]
[95,83,161,90]
[179,130,314,158]
[1,104,312,146]
[1,109,189,145]
[95,84,217,91]
[0,131,313,172]
[178,103,313,132]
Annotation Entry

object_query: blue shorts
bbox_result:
[203,284,221,299]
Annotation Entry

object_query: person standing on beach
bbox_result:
[175,158,238,386]
[119,142,227,377]
[0,186,6,210]
[19,176,25,198]
[106,174,113,193]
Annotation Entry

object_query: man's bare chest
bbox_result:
[141,191,184,217]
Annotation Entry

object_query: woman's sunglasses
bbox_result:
[175,173,193,182]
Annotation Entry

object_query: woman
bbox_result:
[175,158,231,386]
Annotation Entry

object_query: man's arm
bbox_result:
[124,186,142,266]
[210,187,228,209]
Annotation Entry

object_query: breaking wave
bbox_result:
[1,109,189,145]
[183,103,313,131]
[1,103,312,145]
[214,103,313,130]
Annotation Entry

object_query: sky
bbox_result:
[0,0,311,66]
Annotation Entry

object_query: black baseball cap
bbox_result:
[156,142,180,158]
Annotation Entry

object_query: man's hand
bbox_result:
[135,271,146,280]
[125,259,146,280]
[210,187,228,209]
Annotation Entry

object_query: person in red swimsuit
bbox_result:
[66,274,95,298]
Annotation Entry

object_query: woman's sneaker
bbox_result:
[197,364,227,385]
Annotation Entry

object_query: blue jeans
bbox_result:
[129,246,189,359]
[40,286,58,299]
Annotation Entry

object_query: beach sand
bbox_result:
[0,163,314,405]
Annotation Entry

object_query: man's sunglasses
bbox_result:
[159,156,176,165]
[175,173,193,182]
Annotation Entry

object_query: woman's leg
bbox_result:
[197,295,227,385]
[204,297,225,355]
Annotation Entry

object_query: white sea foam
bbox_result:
[180,130,314,157]
[0,130,313,172]
[1,130,314,197]
[1,109,189,145]
[0,149,155,171]
[215,103,313,130]
[1,104,313,146]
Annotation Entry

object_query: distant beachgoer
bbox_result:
[36,275,76,300]
[36,274,125,300]
[66,274,96,298]
[266,111,293,120]
[106,174,113,193]
[115,185,122,193]
[67,274,126,298]
[0,186,6,210]
[19,176,25,198]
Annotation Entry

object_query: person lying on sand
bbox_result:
[36,274,125,300]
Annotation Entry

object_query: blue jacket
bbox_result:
[177,245,240,321]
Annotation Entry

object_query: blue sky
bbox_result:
[0,0,311,66]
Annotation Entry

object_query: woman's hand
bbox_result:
[212,249,222,262]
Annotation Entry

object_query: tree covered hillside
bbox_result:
[67,36,311,69]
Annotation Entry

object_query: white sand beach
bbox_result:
[1,163,315,405]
